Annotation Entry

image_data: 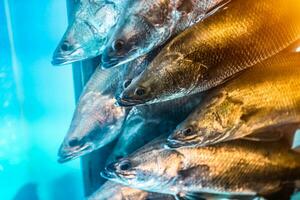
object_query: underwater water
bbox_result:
[0,0,84,199]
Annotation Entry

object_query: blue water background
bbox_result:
[0,0,84,199]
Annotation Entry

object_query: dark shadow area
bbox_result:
[49,173,83,200]
[13,183,39,200]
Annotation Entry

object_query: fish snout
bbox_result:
[52,40,79,65]
[106,162,117,172]
[57,138,93,163]
[102,39,130,68]
[101,162,119,180]
[116,95,136,107]
[165,138,185,149]
[101,51,122,68]
[116,88,146,107]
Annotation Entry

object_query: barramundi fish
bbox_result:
[52,0,128,65]
[58,66,126,162]
[88,181,174,200]
[115,47,162,98]
[101,0,224,68]
[166,52,300,148]
[102,138,300,200]
[118,0,300,106]
[107,93,203,164]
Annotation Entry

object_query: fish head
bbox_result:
[102,0,176,68]
[167,94,247,148]
[118,54,191,106]
[52,1,119,65]
[102,13,161,68]
[102,139,184,192]
[58,92,126,163]
[115,55,149,98]
[117,77,159,106]
[166,122,205,149]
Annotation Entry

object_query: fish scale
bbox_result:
[178,140,300,194]
[52,0,127,65]
[102,0,223,68]
[167,52,300,148]
[105,138,300,198]
[120,0,300,105]
[57,66,127,162]
[88,181,175,200]
[107,93,203,164]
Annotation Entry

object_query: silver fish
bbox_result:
[52,0,127,65]
[88,181,174,200]
[107,92,202,164]
[101,0,223,68]
[167,52,300,148]
[58,66,126,162]
[102,138,300,199]
[119,0,300,106]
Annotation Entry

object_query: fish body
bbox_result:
[103,138,300,198]
[52,0,127,65]
[88,181,174,200]
[58,66,126,162]
[101,0,223,68]
[167,52,300,148]
[107,92,203,163]
[119,0,300,106]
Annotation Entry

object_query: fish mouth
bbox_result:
[164,139,187,149]
[101,58,121,69]
[57,144,93,163]
[100,170,118,180]
[116,96,145,107]
[51,57,84,65]
[52,45,92,66]
[165,137,198,149]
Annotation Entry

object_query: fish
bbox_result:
[87,181,175,200]
[102,137,300,200]
[101,0,224,68]
[116,46,165,103]
[118,0,300,106]
[58,66,127,163]
[166,52,300,148]
[52,0,127,65]
[106,92,203,164]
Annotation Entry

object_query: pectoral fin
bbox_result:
[242,131,283,142]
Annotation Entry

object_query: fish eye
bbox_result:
[134,87,146,96]
[182,127,193,136]
[123,79,132,89]
[112,39,125,52]
[119,160,132,171]
[61,41,72,51]
[68,138,81,147]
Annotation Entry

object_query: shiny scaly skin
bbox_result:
[88,181,174,200]
[102,0,222,67]
[52,0,126,65]
[172,53,300,146]
[123,0,300,104]
[107,93,203,163]
[114,139,300,197]
[58,66,126,162]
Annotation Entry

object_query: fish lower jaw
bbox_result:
[57,145,94,163]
